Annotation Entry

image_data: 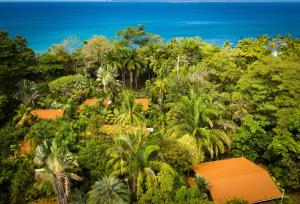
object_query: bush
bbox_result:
[225,198,249,204]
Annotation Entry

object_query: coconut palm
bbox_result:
[115,91,145,126]
[167,92,232,159]
[34,140,82,204]
[15,79,39,107]
[106,131,176,199]
[87,176,129,204]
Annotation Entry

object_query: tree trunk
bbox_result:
[52,176,68,204]
[176,55,180,76]
[135,70,138,89]
[130,70,133,89]
[122,70,126,84]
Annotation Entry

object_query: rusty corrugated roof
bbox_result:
[31,109,64,120]
[194,157,282,204]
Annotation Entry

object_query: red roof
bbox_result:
[31,109,64,120]
[194,157,282,204]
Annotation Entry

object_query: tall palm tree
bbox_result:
[106,131,175,199]
[105,49,124,81]
[123,50,142,89]
[87,176,129,204]
[15,79,39,107]
[115,91,145,126]
[34,140,82,204]
[167,92,232,159]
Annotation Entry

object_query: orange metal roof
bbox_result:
[78,99,100,111]
[83,98,100,106]
[31,109,64,120]
[134,98,149,110]
[194,157,282,204]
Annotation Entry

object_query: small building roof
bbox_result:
[77,99,100,111]
[134,98,149,110]
[194,157,282,204]
[83,98,100,106]
[31,109,64,120]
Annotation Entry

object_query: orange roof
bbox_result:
[194,157,282,204]
[78,99,100,111]
[83,98,100,106]
[31,109,64,120]
[18,139,32,156]
[134,99,149,110]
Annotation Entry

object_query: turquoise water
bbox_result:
[1,2,300,52]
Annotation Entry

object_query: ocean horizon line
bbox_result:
[1,1,300,3]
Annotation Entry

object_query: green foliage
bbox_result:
[225,198,249,204]
[1,28,300,202]
[48,74,87,97]
[15,79,39,107]
[37,43,77,80]
[78,138,110,184]
[232,115,271,161]
[54,120,79,151]
[10,160,35,204]
[195,175,209,198]
[115,91,145,126]
[138,163,177,203]
[0,31,36,124]
[159,138,197,174]
[87,176,129,204]
[166,92,232,159]
[80,35,113,73]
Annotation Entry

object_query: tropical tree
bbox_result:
[123,50,143,89]
[167,92,232,159]
[106,131,176,200]
[80,36,113,74]
[13,104,33,128]
[87,176,129,204]
[33,140,82,204]
[96,65,120,94]
[115,91,145,126]
[15,79,38,107]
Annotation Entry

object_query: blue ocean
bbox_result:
[1,2,300,52]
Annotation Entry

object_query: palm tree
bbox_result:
[15,79,38,107]
[106,131,175,199]
[115,91,145,126]
[123,50,142,89]
[87,176,129,204]
[167,92,232,159]
[34,140,82,204]
[13,104,32,128]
